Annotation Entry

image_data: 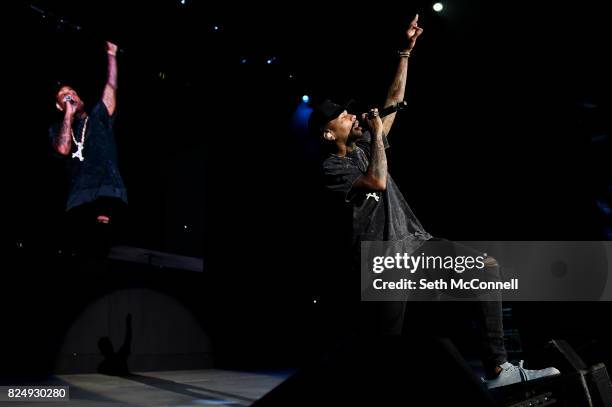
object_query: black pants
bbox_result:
[65,197,126,258]
[403,238,508,375]
[360,238,508,376]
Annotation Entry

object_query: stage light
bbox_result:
[179,0,186,5]
[433,2,443,12]
[266,57,277,65]
[213,25,219,32]
[291,102,313,134]
[302,95,310,103]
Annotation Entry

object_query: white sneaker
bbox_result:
[484,361,561,389]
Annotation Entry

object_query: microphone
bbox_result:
[63,95,76,105]
[364,100,408,119]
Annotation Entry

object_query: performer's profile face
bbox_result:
[55,86,83,112]
[324,110,363,144]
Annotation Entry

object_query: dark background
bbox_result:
[2,0,611,379]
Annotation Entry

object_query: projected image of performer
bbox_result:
[49,41,127,257]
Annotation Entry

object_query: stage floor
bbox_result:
[4,369,290,406]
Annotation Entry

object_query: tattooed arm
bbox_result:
[53,103,75,156]
[102,41,118,116]
[354,109,388,191]
[382,14,423,137]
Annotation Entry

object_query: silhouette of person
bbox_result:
[98,313,132,376]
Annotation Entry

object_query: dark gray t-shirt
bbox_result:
[322,131,431,249]
[49,101,128,211]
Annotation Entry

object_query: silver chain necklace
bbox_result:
[71,116,88,162]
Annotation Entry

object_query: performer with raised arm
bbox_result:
[50,41,127,257]
[310,15,560,388]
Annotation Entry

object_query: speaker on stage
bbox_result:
[548,339,612,407]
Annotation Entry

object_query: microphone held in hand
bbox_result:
[63,95,76,105]
[364,101,408,119]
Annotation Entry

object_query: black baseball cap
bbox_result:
[308,99,354,137]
